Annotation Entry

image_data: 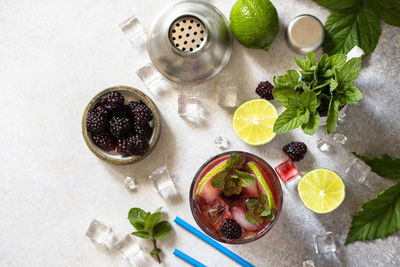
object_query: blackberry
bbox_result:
[256,81,274,100]
[283,141,308,161]
[132,101,153,126]
[98,91,124,112]
[92,105,109,117]
[117,134,148,156]
[109,114,132,138]
[86,111,107,133]
[133,123,153,141]
[220,219,242,240]
[127,101,139,114]
[91,133,116,151]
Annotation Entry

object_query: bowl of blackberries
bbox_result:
[82,86,161,164]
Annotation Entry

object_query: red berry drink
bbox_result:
[190,151,283,244]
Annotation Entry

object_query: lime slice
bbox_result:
[247,161,275,210]
[232,99,278,145]
[298,168,345,214]
[195,160,228,198]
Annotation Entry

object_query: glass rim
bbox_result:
[189,150,283,244]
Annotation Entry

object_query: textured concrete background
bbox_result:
[0,0,399,266]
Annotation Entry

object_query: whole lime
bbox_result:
[230,0,279,51]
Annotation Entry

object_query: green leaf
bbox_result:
[306,51,317,66]
[298,91,319,112]
[131,230,151,239]
[335,57,362,86]
[150,248,162,258]
[354,154,400,179]
[246,199,258,209]
[128,208,149,230]
[273,70,300,90]
[345,182,400,244]
[236,170,255,187]
[273,108,309,134]
[302,112,320,135]
[323,5,381,57]
[326,97,340,134]
[293,56,307,69]
[211,171,227,189]
[153,221,172,240]
[145,212,162,233]
[154,207,162,213]
[367,0,400,26]
[261,208,272,217]
[246,212,263,224]
[313,0,361,10]
[330,78,338,92]
[273,88,298,108]
[330,54,347,69]
[227,154,243,169]
[342,85,363,104]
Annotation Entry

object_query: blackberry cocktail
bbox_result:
[190,151,283,244]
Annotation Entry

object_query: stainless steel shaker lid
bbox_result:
[286,15,325,54]
[147,0,233,84]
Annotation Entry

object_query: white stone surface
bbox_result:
[0,0,399,266]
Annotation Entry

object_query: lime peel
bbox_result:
[195,160,228,197]
[248,161,275,210]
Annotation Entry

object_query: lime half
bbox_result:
[298,169,345,214]
[232,99,278,145]
[248,161,275,210]
[195,160,228,198]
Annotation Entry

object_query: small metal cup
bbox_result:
[147,0,233,84]
[286,14,325,54]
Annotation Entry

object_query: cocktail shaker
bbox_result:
[147,0,233,84]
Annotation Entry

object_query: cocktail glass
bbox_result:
[189,151,283,244]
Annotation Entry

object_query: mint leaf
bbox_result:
[245,194,275,224]
[302,112,320,135]
[236,170,255,187]
[354,153,400,179]
[367,0,400,26]
[211,171,227,189]
[330,54,347,70]
[313,0,361,10]
[129,208,148,230]
[273,88,298,108]
[132,230,151,239]
[323,5,381,57]
[342,85,363,104]
[145,211,162,233]
[298,91,319,112]
[345,182,400,244]
[227,154,243,169]
[273,70,300,90]
[153,221,172,240]
[273,108,309,134]
[246,212,263,224]
[326,97,340,134]
[330,78,338,92]
[335,57,362,86]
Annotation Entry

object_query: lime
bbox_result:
[230,0,279,50]
[298,168,345,214]
[232,99,278,145]
[247,161,275,210]
[195,160,228,198]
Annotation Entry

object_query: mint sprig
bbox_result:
[211,154,255,196]
[346,182,400,244]
[128,207,172,263]
[313,0,400,57]
[246,194,275,224]
[273,52,362,135]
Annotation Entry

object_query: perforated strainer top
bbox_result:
[169,16,207,53]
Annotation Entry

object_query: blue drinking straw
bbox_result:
[173,248,207,267]
[174,217,255,267]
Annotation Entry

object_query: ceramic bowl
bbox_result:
[82,86,161,165]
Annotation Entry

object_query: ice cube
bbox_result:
[86,219,118,249]
[218,85,238,108]
[124,176,137,191]
[198,177,221,204]
[178,95,205,125]
[317,139,332,152]
[242,177,259,198]
[136,63,166,94]
[214,136,229,150]
[119,15,147,50]
[149,166,179,201]
[115,234,147,266]
[313,231,337,254]
[232,207,259,231]
[275,158,299,183]
[333,133,347,145]
[346,158,371,184]
[207,205,230,225]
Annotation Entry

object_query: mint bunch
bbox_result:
[246,194,275,224]
[313,0,400,57]
[211,154,255,196]
[273,51,362,135]
[128,207,172,263]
